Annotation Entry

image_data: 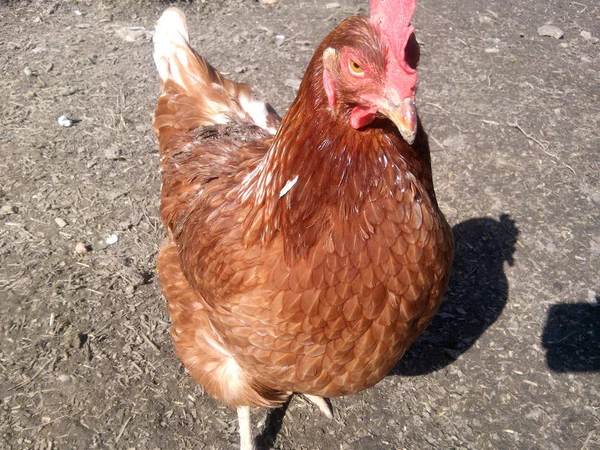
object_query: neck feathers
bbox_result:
[239,23,432,259]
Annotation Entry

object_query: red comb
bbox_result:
[370,0,416,31]
[369,0,418,101]
[370,0,416,72]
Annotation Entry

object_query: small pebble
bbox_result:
[104,146,121,160]
[326,2,340,8]
[579,30,598,42]
[74,242,89,255]
[57,115,75,127]
[1,204,17,215]
[537,25,564,40]
[54,217,67,228]
[57,374,71,383]
[125,285,135,295]
[23,66,33,77]
[105,234,118,245]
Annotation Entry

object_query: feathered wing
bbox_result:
[152,8,287,407]
[152,7,281,237]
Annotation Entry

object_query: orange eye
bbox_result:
[348,59,364,75]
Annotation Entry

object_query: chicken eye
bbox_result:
[348,59,364,75]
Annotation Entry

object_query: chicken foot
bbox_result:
[236,396,330,450]
[303,394,334,419]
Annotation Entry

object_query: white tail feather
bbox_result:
[153,8,191,86]
[153,7,280,134]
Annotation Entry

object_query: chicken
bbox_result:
[152,0,454,448]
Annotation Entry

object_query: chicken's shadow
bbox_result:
[390,214,518,376]
[255,399,290,450]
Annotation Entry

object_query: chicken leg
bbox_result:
[237,406,254,450]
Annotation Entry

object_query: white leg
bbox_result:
[304,394,333,419]
[237,406,254,450]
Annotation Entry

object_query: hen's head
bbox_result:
[318,0,420,144]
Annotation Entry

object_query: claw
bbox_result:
[304,394,333,419]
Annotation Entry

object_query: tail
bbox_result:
[152,7,279,143]
[153,7,191,88]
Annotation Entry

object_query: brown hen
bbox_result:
[152,1,454,448]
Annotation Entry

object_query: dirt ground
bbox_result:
[1,0,599,449]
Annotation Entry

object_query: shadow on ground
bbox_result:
[255,399,290,450]
[542,301,600,372]
[391,214,519,376]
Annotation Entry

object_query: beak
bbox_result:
[378,97,418,145]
